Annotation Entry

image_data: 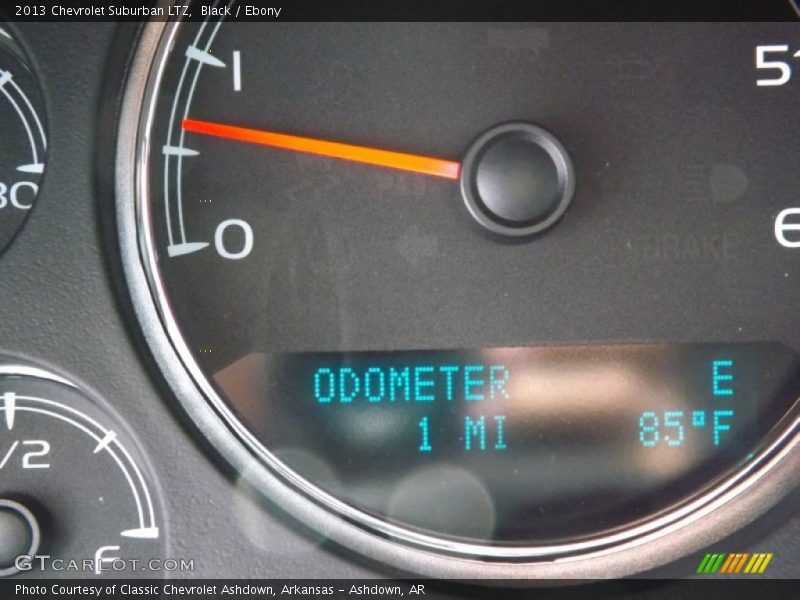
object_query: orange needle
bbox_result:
[182,118,461,180]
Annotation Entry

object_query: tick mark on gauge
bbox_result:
[185,45,225,68]
[163,145,199,157]
[94,430,117,454]
[166,242,209,257]
[2,392,16,430]
[120,527,160,540]
[16,163,44,174]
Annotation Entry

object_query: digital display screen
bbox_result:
[215,343,799,542]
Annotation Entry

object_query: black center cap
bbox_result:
[460,122,576,237]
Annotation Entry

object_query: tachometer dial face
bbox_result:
[122,12,800,568]
[0,27,46,256]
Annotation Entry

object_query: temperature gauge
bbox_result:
[0,27,46,257]
[0,362,165,578]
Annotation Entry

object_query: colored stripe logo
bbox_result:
[696,552,773,574]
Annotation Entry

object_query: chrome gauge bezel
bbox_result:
[116,14,800,579]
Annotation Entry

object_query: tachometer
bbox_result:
[117,9,800,578]
[0,26,46,257]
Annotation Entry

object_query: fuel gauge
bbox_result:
[0,362,165,578]
[0,26,46,256]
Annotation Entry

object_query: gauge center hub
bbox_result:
[0,499,40,576]
[460,122,576,237]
